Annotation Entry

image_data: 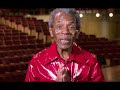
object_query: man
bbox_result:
[25,8,105,82]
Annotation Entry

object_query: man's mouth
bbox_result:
[60,39,71,44]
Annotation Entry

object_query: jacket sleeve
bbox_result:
[25,58,40,82]
[89,55,105,82]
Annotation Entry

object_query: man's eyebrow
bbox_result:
[69,21,76,23]
[56,20,61,24]
[56,21,62,25]
[68,22,76,25]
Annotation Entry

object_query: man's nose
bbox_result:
[61,26,70,34]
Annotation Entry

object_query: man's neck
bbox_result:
[57,47,72,61]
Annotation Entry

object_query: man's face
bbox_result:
[49,12,79,50]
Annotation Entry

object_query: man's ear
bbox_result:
[49,28,53,37]
[76,30,80,39]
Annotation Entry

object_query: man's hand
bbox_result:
[56,64,70,82]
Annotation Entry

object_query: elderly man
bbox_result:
[25,8,105,82]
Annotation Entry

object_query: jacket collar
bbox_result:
[46,41,86,65]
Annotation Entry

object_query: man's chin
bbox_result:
[59,45,72,50]
[57,41,73,50]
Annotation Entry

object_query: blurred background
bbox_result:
[0,8,120,82]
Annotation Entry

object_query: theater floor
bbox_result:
[102,65,120,82]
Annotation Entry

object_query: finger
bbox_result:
[56,75,63,82]
[57,67,66,76]
[57,63,64,72]
[58,63,65,69]
[57,68,63,75]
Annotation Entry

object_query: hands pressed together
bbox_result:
[56,64,70,82]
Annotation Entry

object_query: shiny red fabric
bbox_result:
[25,42,105,82]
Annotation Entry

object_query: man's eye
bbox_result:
[71,27,75,28]
[70,26,75,29]
[57,25,62,29]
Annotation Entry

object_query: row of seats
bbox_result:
[0,62,28,74]
[0,15,51,44]
[0,70,26,82]
[0,49,40,58]
[0,36,36,41]
[1,39,41,45]
[0,23,46,81]
[76,32,120,66]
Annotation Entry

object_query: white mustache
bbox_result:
[59,36,72,40]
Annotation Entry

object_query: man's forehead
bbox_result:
[55,12,63,17]
[55,12,76,22]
